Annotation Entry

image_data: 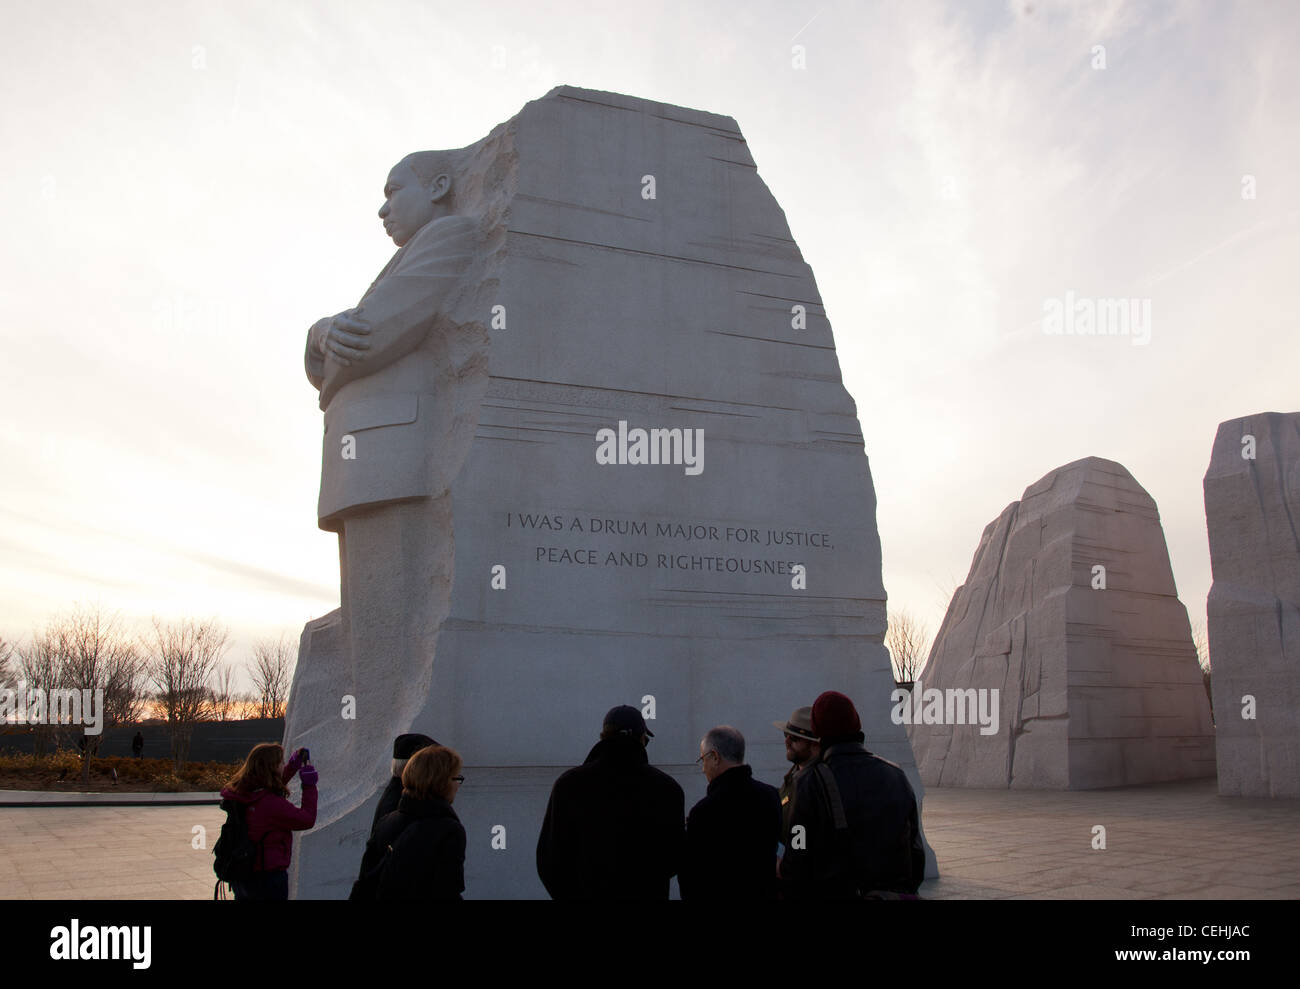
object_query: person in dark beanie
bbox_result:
[679,725,781,901]
[780,690,923,899]
[353,745,467,901]
[369,732,438,839]
[536,705,685,900]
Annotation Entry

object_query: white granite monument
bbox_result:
[909,457,1215,789]
[1205,412,1300,797]
[284,86,934,898]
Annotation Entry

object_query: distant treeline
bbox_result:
[0,718,286,764]
[0,603,297,778]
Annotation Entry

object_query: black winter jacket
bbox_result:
[680,765,781,901]
[358,794,466,901]
[780,738,923,898]
[370,776,403,838]
[536,735,685,900]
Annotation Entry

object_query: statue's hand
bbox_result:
[324,309,372,366]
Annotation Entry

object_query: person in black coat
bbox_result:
[536,705,685,900]
[780,691,924,899]
[353,745,466,901]
[369,732,438,838]
[680,725,781,901]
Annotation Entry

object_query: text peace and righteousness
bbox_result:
[535,546,799,574]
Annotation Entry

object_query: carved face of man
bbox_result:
[377,161,443,247]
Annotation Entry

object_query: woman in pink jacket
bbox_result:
[219,742,319,900]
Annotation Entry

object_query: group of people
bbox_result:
[217,689,924,900]
[536,690,924,901]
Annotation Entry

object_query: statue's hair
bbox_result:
[399,150,459,203]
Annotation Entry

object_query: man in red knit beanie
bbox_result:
[780,690,923,898]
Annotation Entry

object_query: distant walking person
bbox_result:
[536,705,684,900]
[773,706,819,839]
[781,691,923,899]
[131,731,144,759]
[217,743,319,900]
[353,745,467,901]
[679,725,781,901]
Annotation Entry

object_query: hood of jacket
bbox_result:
[582,734,650,768]
[819,734,867,757]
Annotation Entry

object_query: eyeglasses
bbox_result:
[452,775,465,783]
[695,750,716,764]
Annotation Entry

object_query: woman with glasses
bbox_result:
[355,744,467,900]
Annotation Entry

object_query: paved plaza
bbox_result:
[0,780,1296,899]
[917,780,1300,899]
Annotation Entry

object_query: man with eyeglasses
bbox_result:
[536,705,685,900]
[679,725,782,901]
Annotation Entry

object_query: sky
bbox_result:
[1,0,1296,687]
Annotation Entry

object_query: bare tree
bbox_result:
[1190,618,1212,723]
[12,608,148,777]
[210,662,239,722]
[249,635,295,719]
[149,617,230,770]
[16,629,61,757]
[887,609,930,685]
[54,605,150,783]
[231,690,261,721]
[932,571,963,619]
[1190,620,1210,672]
[0,636,13,689]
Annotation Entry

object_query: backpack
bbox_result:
[213,797,267,899]
[348,815,415,901]
[808,762,923,900]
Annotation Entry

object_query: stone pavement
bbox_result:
[0,780,1296,899]
[0,798,226,900]
[917,780,1300,899]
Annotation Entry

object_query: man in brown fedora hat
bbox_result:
[781,691,923,899]
[774,706,820,838]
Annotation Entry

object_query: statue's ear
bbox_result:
[429,173,451,203]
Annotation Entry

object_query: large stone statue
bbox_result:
[285,87,932,898]
[1205,411,1300,797]
[284,150,491,841]
[910,457,1215,789]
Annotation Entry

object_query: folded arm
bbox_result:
[316,216,475,407]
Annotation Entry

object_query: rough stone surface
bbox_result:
[1205,412,1300,797]
[284,86,934,899]
[910,457,1215,790]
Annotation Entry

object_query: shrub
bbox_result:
[150,771,188,792]
[0,751,240,790]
